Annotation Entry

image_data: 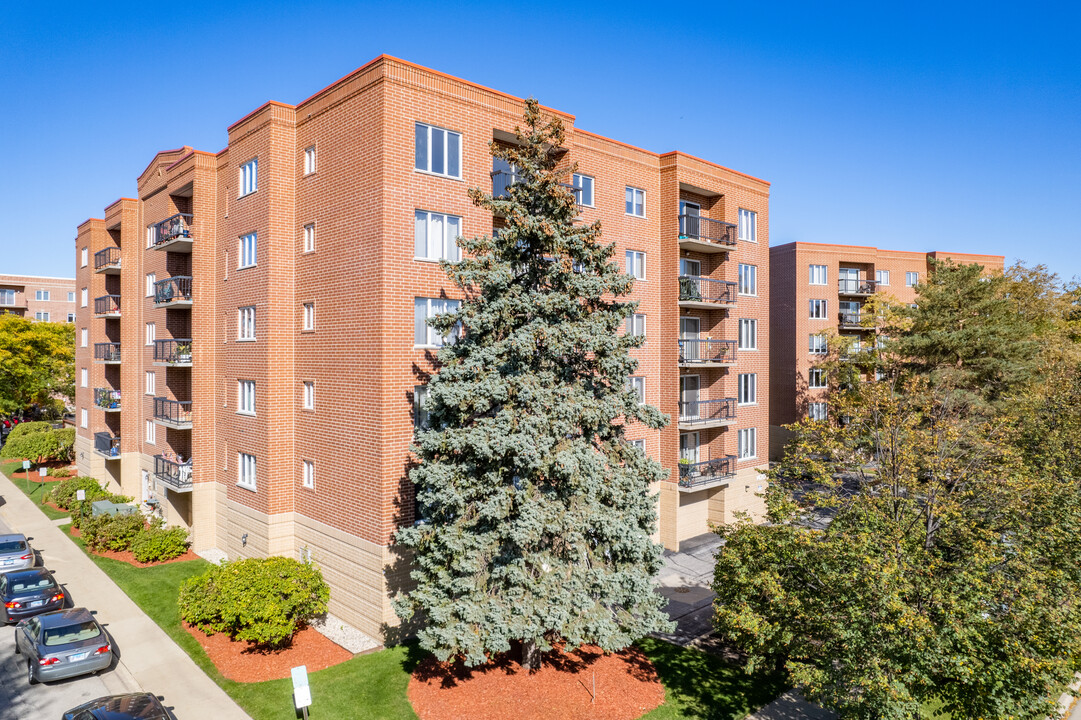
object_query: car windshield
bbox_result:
[0,540,27,552]
[43,621,100,646]
[11,577,55,595]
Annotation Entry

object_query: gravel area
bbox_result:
[311,612,381,654]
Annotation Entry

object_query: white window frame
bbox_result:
[629,376,646,405]
[303,302,315,331]
[146,273,156,298]
[81,288,88,307]
[237,452,257,490]
[80,328,88,347]
[238,306,256,341]
[737,427,757,460]
[145,371,156,396]
[809,264,827,285]
[80,248,88,267]
[876,270,890,286]
[239,232,257,269]
[738,263,757,296]
[572,173,594,207]
[35,290,50,301]
[66,313,75,323]
[145,322,155,346]
[808,368,827,389]
[0,289,15,306]
[303,223,315,253]
[239,158,258,197]
[809,334,827,354]
[414,385,429,430]
[67,291,75,303]
[631,439,645,453]
[738,208,757,243]
[80,368,87,388]
[146,420,156,445]
[626,313,646,338]
[80,409,88,429]
[34,312,49,322]
[238,380,256,415]
[303,146,316,176]
[626,251,646,280]
[738,319,757,350]
[413,297,461,347]
[414,122,462,179]
[303,381,315,410]
[906,271,919,287]
[808,402,828,421]
[414,210,462,262]
[737,373,757,406]
[302,460,315,489]
[809,299,828,319]
[625,187,646,217]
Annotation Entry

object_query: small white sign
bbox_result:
[76,489,86,501]
[21,461,30,470]
[294,686,312,709]
[39,467,47,478]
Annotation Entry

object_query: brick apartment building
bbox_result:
[73,55,771,639]
[768,242,1004,456]
[0,274,76,322]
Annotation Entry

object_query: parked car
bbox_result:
[0,568,64,623]
[0,534,35,572]
[14,608,113,684]
[62,693,169,720]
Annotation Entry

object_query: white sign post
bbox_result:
[21,461,30,491]
[39,467,46,478]
[76,489,86,501]
[291,665,312,719]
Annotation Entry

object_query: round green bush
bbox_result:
[0,427,74,463]
[6,421,51,441]
[178,556,330,648]
[131,525,189,563]
[49,476,108,510]
[81,513,145,552]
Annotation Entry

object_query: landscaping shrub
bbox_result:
[131,524,190,563]
[81,513,145,552]
[6,421,51,441]
[178,556,330,647]
[48,476,108,510]
[46,466,73,478]
[0,427,74,463]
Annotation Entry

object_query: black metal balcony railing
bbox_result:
[94,295,121,316]
[678,338,737,365]
[93,247,121,270]
[154,455,193,491]
[678,397,737,424]
[153,276,193,306]
[154,338,193,365]
[490,171,583,204]
[152,213,194,247]
[93,432,120,458]
[93,343,121,362]
[94,388,120,410]
[838,279,877,295]
[678,276,737,305]
[154,398,192,427]
[839,312,863,327]
[678,455,737,489]
[678,214,737,247]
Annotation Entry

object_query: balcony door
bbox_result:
[839,267,859,293]
[679,201,701,238]
[680,432,700,464]
[680,317,700,361]
[680,375,700,420]
[840,300,861,323]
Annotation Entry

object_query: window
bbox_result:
[34,312,49,322]
[67,313,75,323]
[876,270,890,286]
[738,264,757,295]
[809,368,827,388]
[738,373,757,405]
[146,420,156,445]
[809,334,828,354]
[738,208,757,242]
[80,248,88,267]
[737,428,757,459]
[625,187,645,217]
[80,409,87,428]
[302,460,315,489]
[626,313,646,338]
[239,158,258,197]
[808,402,828,421]
[146,371,156,395]
[414,122,461,179]
[67,291,75,302]
[303,146,316,175]
[738,319,757,350]
[414,385,429,430]
[809,299,828,319]
[238,453,257,490]
[80,368,87,388]
[414,297,460,346]
[626,251,646,280]
[239,233,257,268]
[36,290,50,301]
[303,224,315,253]
[572,173,594,206]
[414,210,462,262]
[81,288,87,307]
[0,289,14,306]
[809,264,827,285]
[631,439,645,453]
[238,380,256,415]
[146,225,157,249]
[906,271,919,287]
[146,273,156,297]
[303,381,315,410]
[238,306,256,340]
[80,328,87,347]
[145,322,155,346]
[303,303,315,331]
[629,376,645,404]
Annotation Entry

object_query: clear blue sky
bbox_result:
[2,1,1078,279]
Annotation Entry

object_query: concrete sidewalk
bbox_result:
[0,473,250,720]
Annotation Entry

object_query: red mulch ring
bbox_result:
[409,644,665,720]
[66,526,200,567]
[183,622,354,682]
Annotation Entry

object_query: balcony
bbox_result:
[838,278,877,297]
[839,312,869,330]
[678,276,737,309]
[678,398,737,430]
[151,213,194,252]
[153,276,193,308]
[93,432,120,460]
[153,338,193,367]
[677,215,737,254]
[93,247,122,274]
[678,339,737,368]
[490,171,583,204]
[94,388,121,412]
[93,343,121,364]
[153,398,192,430]
[154,455,193,493]
[677,455,737,492]
[93,295,121,318]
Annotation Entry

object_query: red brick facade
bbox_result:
[0,274,75,323]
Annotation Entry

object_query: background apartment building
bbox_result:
[0,274,76,322]
[73,55,770,640]
[768,242,1004,456]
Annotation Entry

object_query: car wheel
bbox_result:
[26,659,37,685]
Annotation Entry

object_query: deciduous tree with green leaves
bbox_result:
[0,313,74,417]
[393,99,673,669]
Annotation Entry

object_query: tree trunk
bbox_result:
[521,639,540,671]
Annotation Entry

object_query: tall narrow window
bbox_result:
[303,146,316,175]
[414,210,462,262]
[809,264,827,285]
[146,273,156,297]
[625,187,645,217]
[239,233,257,268]
[238,380,256,415]
[414,122,462,179]
[80,409,87,429]
[146,322,155,346]
[738,264,757,295]
[238,453,257,490]
[303,303,315,331]
[81,288,87,307]
[67,291,75,302]
[628,377,646,404]
[237,306,256,340]
[737,427,757,459]
[239,158,258,197]
[80,248,88,267]
[738,208,757,242]
[626,314,646,338]
[414,386,429,430]
[146,420,156,445]
[414,297,461,346]
[146,371,156,395]
[67,313,75,323]
[302,460,315,489]
[738,373,757,405]
[625,251,646,280]
[80,328,88,347]
[80,368,87,388]
[303,381,315,409]
[572,173,594,206]
[738,319,757,350]
[906,271,919,287]
[303,224,315,253]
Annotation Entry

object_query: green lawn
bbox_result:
[1,460,71,520]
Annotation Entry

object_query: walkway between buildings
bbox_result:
[0,472,251,720]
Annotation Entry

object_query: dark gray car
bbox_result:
[0,534,35,572]
[62,693,170,720]
[0,568,64,623]
[14,607,112,684]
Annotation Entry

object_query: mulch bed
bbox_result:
[409,644,665,720]
[67,526,201,568]
[183,622,354,682]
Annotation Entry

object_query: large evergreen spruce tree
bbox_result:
[393,99,673,669]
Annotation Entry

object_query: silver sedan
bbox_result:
[14,608,113,684]
[0,534,34,572]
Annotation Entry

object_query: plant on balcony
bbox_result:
[174,342,192,362]
[394,99,673,671]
